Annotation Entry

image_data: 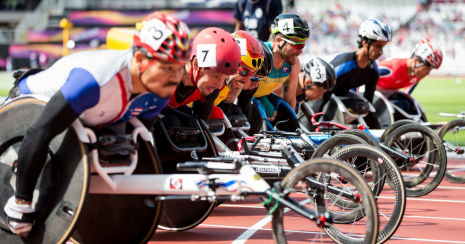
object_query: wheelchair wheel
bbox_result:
[379,120,414,142]
[438,119,465,183]
[329,145,406,244]
[271,159,379,244]
[155,121,218,231]
[0,98,89,244]
[384,124,447,197]
[71,139,162,244]
[311,134,382,196]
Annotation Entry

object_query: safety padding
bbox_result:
[0,98,89,244]
[71,139,162,244]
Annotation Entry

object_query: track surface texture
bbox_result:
[149,158,465,243]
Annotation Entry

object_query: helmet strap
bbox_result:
[138,58,159,93]
[366,39,373,61]
[190,63,202,86]
[277,38,286,60]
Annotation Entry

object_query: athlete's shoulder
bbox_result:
[378,58,406,78]
[330,52,356,67]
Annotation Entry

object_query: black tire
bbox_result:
[437,119,465,183]
[271,159,379,244]
[380,120,414,142]
[0,98,89,244]
[311,134,382,196]
[71,140,163,244]
[329,145,406,244]
[338,129,380,148]
[384,124,447,197]
[156,125,218,231]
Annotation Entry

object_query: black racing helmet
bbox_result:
[255,40,274,77]
[271,13,310,41]
[303,57,336,91]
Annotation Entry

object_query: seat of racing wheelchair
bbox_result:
[206,118,224,133]
[339,97,370,115]
[227,114,248,127]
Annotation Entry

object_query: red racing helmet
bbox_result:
[191,27,241,75]
[133,12,192,73]
[414,38,443,69]
[231,30,265,71]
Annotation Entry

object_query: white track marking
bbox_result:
[230,199,310,244]
[389,236,465,243]
[220,204,264,209]
[378,196,465,203]
[201,224,465,243]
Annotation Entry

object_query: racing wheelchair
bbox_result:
[0,96,379,244]
[209,101,406,244]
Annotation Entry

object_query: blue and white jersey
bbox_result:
[17,49,169,127]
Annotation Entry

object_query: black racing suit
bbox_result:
[312,51,379,120]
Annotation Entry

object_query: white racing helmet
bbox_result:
[358,18,393,42]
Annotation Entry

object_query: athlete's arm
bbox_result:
[138,99,170,130]
[192,89,221,122]
[15,90,80,200]
[281,58,300,109]
[364,70,379,104]
[237,87,258,116]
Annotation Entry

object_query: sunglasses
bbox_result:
[238,66,257,77]
[281,36,306,50]
[250,75,264,82]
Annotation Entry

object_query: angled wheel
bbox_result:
[329,145,406,244]
[311,134,382,196]
[271,159,379,244]
[437,119,465,183]
[0,98,89,244]
[384,124,447,197]
[71,139,162,244]
[154,120,218,231]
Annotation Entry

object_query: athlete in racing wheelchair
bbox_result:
[373,38,443,126]
[311,18,393,129]
[152,29,264,231]
[0,12,191,242]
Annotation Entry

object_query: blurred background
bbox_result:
[0,0,464,121]
[0,0,463,75]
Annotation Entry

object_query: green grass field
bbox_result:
[411,76,465,123]
[0,72,13,98]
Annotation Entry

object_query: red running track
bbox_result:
[149,159,465,243]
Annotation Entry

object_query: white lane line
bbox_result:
[402,215,465,221]
[201,224,465,243]
[221,204,263,208]
[378,196,465,203]
[220,205,465,221]
[390,236,465,243]
[231,199,310,244]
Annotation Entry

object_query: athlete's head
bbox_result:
[132,12,191,99]
[301,58,336,101]
[190,27,242,96]
[245,39,274,90]
[226,31,264,92]
[357,19,392,61]
[271,13,310,65]
[412,38,443,79]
